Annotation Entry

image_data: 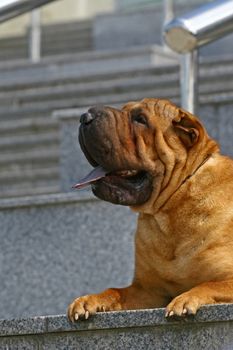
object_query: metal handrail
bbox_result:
[164,0,233,114]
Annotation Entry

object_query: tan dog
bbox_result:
[68,98,233,322]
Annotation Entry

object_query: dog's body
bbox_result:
[68,99,233,321]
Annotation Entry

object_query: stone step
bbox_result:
[41,30,92,44]
[0,117,57,136]
[0,54,231,97]
[0,166,58,183]
[0,192,135,318]
[0,305,232,349]
[0,116,64,198]
[41,28,91,41]
[0,74,179,107]
[0,49,27,57]
[0,164,59,198]
[0,117,59,197]
[0,45,176,76]
[0,47,230,76]
[0,84,232,123]
[0,147,58,165]
[0,130,59,197]
[0,67,176,96]
[0,20,91,49]
[0,131,58,150]
[0,67,174,96]
[41,31,92,55]
[0,43,92,62]
[1,71,233,107]
[1,62,233,117]
[41,19,91,33]
[0,45,166,72]
[0,20,92,61]
[0,36,27,49]
[41,43,92,57]
[0,183,59,198]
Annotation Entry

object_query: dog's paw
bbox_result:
[67,295,105,322]
[165,291,210,317]
[67,289,122,322]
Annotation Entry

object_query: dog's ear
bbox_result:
[172,109,200,148]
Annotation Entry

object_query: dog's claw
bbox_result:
[74,313,79,321]
[85,311,89,319]
[165,310,173,318]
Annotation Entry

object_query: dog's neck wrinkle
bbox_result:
[152,132,219,213]
[155,152,215,214]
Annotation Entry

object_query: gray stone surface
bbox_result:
[1,305,233,349]
[217,103,233,157]
[198,105,219,142]
[0,192,135,319]
[200,33,233,57]
[93,8,163,50]
[199,102,233,158]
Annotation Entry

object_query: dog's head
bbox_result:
[76,98,218,211]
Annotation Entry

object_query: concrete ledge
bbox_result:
[1,305,233,349]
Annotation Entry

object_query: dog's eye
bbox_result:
[132,114,148,126]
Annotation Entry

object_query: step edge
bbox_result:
[0,304,233,337]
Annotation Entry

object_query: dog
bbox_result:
[68,98,233,322]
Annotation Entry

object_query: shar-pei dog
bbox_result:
[68,98,233,321]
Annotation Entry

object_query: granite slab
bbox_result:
[0,305,233,349]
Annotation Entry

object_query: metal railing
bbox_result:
[164,0,233,114]
[0,0,58,63]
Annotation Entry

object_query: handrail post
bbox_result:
[163,0,174,51]
[180,50,199,114]
[29,9,41,63]
[164,0,233,114]
[163,0,174,25]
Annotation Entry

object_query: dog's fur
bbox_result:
[68,98,233,321]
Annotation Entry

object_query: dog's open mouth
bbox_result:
[73,166,153,206]
[74,167,143,189]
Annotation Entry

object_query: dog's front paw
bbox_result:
[67,294,105,322]
[165,290,214,317]
[67,289,122,322]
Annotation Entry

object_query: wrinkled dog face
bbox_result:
[77,98,200,206]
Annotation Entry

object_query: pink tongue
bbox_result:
[73,166,108,189]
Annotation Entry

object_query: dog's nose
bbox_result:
[80,112,93,125]
[80,106,107,125]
